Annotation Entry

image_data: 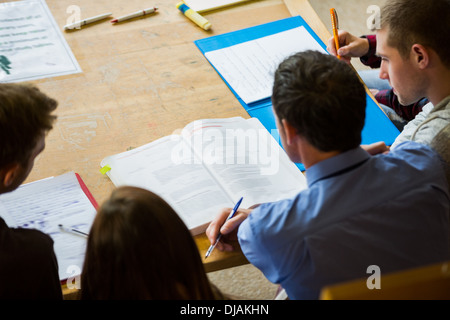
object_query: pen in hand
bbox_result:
[330,8,341,59]
[205,197,243,259]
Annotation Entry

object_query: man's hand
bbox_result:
[361,141,390,155]
[205,207,252,252]
[327,30,370,64]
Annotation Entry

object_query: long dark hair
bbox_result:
[80,186,216,299]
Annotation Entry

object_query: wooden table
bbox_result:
[21,0,330,298]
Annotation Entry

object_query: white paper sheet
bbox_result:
[0,172,96,281]
[183,0,253,12]
[0,0,81,82]
[204,26,327,104]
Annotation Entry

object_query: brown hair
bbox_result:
[80,186,217,300]
[272,50,366,152]
[0,83,57,167]
[381,0,450,68]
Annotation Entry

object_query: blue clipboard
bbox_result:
[195,16,400,171]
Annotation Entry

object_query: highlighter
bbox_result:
[176,2,211,30]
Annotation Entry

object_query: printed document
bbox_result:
[0,0,81,82]
[0,172,96,281]
[205,26,327,104]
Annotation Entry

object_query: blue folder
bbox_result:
[195,16,400,171]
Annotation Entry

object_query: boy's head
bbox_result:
[272,50,366,154]
[0,83,57,192]
[377,0,450,105]
[380,0,450,69]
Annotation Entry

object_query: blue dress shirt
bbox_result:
[238,141,450,300]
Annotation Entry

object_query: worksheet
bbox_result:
[0,172,96,281]
[0,0,81,82]
[204,26,327,104]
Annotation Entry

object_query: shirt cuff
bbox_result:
[360,35,381,68]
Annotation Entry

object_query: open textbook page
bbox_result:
[0,172,96,281]
[101,117,307,235]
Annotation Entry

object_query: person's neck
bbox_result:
[297,138,341,170]
[426,66,450,106]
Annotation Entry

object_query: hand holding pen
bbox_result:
[205,197,254,258]
[327,8,370,64]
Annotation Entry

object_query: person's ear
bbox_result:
[0,163,21,187]
[281,119,298,145]
[411,44,429,69]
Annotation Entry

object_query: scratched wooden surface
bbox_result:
[28,0,281,201]
[21,0,332,298]
[28,0,329,204]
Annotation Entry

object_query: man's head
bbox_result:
[377,0,450,105]
[272,50,366,163]
[0,83,57,193]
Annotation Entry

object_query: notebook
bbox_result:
[0,172,97,282]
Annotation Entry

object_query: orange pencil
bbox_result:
[330,8,341,59]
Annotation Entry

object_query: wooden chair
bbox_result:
[320,261,450,300]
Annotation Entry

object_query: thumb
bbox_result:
[337,45,350,56]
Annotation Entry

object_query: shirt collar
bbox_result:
[305,147,370,186]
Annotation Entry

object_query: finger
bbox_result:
[361,141,388,155]
[213,239,234,252]
[205,207,232,244]
[327,36,338,56]
[337,43,356,57]
[220,210,251,235]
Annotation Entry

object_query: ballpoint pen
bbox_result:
[110,7,158,23]
[330,8,341,59]
[64,12,112,30]
[58,224,88,237]
[205,197,243,259]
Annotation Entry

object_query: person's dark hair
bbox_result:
[80,186,217,300]
[0,83,57,167]
[381,0,450,68]
[272,50,366,152]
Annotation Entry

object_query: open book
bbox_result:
[0,172,97,281]
[101,117,307,235]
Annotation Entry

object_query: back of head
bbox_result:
[272,50,366,152]
[81,186,215,300]
[0,83,57,168]
[381,0,450,68]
